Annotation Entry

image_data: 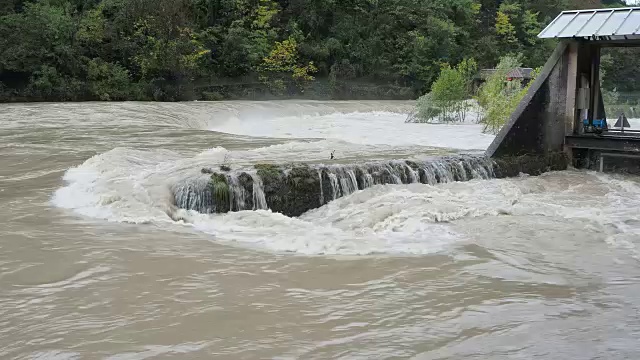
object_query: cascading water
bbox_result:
[250,173,268,210]
[227,174,246,212]
[173,176,215,214]
[174,156,496,216]
[362,172,375,188]
[317,169,325,205]
[337,168,359,196]
[328,173,341,200]
[404,162,420,184]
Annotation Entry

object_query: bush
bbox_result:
[87,59,135,101]
[411,59,476,123]
[27,65,85,101]
[409,93,441,122]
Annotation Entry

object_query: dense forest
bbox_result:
[0,0,633,102]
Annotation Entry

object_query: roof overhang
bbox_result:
[538,7,640,41]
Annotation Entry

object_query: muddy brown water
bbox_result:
[1,101,640,359]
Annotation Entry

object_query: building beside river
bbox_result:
[473,67,535,91]
[487,6,640,174]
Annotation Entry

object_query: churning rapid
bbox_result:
[2,101,640,359]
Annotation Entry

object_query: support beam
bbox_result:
[599,153,640,172]
[565,135,640,152]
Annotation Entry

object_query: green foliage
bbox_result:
[496,11,518,45]
[413,93,443,123]
[76,4,106,45]
[412,59,477,123]
[601,48,640,94]
[211,173,230,212]
[255,163,281,179]
[0,1,77,75]
[130,18,210,80]
[87,59,135,101]
[476,55,539,134]
[258,38,318,94]
[252,0,279,30]
[0,0,636,102]
[28,65,84,101]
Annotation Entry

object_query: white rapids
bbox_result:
[46,101,495,255]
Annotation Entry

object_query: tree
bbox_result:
[0,1,80,99]
[127,0,211,100]
[258,38,317,94]
[0,0,636,102]
[86,59,136,100]
[411,58,477,123]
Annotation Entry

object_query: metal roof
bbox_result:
[538,7,640,40]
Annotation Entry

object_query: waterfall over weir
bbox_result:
[173,156,497,217]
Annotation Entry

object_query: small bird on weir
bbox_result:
[330,150,335,160]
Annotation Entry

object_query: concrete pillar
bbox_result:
[591,46,602,121]
[564,41,579,137]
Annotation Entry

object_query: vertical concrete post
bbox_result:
[564,41,579,136]
[563,41,579,160]
[591,45,602,121]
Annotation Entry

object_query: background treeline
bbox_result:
[0,0,632,102]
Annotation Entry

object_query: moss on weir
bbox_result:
[253,163,322,217]
[255,164,281,178]
[210,172,230,213]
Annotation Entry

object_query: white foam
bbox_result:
[181,209,461,256]
[210,111,494,150]
[51,146,640,257]
[51,148,185,224]
[47,102,640,257]
[51,147,469,256]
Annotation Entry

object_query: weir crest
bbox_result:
[173,154,568,217]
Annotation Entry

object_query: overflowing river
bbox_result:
[1,101,640,359]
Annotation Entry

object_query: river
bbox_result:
[1,101,640,359]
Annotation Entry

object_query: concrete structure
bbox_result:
[486,7,640,174]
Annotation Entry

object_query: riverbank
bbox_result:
[0,78,418,103]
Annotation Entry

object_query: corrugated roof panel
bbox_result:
[538,7,640,39]
[539,12,579,38]
[576,11,609,37]
[596,10,631,35]
[563,12,596,35]
[616,10,640,34]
